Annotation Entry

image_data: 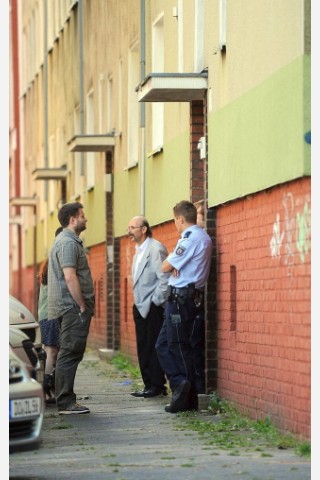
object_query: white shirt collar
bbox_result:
[135,236,150,254]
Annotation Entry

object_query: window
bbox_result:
[22,29,27,91]
[73,106,82,196]
[48,135,56,212]
[219,0,227,50]
[34,5,40,70]
[54,0,60,37]
[86,91,95,189]
[127,43,139,167]
[177,0,184,72]
[107,75,114,132]
[47,0,55,48]
[194,0,204,72]
[152,15,164,150]
[118,59,123,134]
[31,10,36,75]
[98,75,106,133]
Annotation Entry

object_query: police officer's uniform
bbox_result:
[155,224,212,410]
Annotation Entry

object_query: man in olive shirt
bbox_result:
[48,202,95,414]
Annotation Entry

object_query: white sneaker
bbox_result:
[58,402,90,414]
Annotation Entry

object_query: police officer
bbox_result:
[155,200,212,413]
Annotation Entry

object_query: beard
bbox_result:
[75,223,87,235]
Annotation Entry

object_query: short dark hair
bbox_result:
[58,202,83,227]
[173,200,197,224]
[55,226,63,237]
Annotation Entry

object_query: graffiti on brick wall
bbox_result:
[270,192,311,263]
[282,192,295,265]
[296,202,311,262]
[269,213,284,257]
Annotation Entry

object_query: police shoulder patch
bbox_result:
[183,231,192,238]
[175,245,186,256]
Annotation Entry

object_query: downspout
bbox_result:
[43,0,48,172]
[42,0,48,268]
[140,0,146,215]
[78,0,84,175]
[33,204,38,318]
[11,0,22,295]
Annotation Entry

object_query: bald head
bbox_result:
[127,216,152,245]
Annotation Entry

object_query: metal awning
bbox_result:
[9,215,23,225]
[68,134,115,152]
[32,168,68,181]
[136,72,208,102]
[9,197,37,207]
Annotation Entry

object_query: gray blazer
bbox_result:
[132,238,170,319]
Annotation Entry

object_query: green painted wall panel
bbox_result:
[35,180,108,260]
[145,132,190,224]
[25,228,34,268]
[83,181,107,247]
[303,55,311,175]
[114,131,190,236]
[208,57,310,207]
[114,167,140,236]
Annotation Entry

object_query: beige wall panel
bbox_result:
[182,2,196,72]
[208,0,305,109]
[83,0,140,171]
[164,102,190,143]
[203,0,219,62]
[146,0,199,73]
[45,13,80,201]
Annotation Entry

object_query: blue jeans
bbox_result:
[55,305,92,409]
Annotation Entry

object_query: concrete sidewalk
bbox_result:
[9,349,311,480]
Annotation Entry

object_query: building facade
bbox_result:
[9,0,311,438]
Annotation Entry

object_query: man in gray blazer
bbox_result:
[128,215,170,397]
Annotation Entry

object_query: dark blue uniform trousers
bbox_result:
[155,296,205,394]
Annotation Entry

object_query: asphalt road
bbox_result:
[9,349,311,480]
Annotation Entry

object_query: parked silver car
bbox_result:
[9,295,46,385]
[9,326,41,380]
[9,347,45,451]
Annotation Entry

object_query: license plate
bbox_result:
[9,397,41,419]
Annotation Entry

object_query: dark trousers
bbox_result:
[155,297,205,394]
[133,302,166,390]
[55,305,92,409]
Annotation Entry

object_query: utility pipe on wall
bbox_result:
[43,0,48,184]
[140,0,146,216]
[78,0,85,175]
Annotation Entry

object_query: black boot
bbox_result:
[47,369,55,394]
[164,380,191,413]
[43,374,53,398]
[44,372,56,404]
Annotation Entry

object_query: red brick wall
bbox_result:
[214,177,311,438]
[11,266,35,314]
[190,99,206,204]
[119,222,179,363]
[86,243,107,349]
[12,177,310,438]
[14,242,110,351]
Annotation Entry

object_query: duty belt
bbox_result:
[169,284,204,296]
[168,284,204,307]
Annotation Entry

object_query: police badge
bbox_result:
[175,245,186,256]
